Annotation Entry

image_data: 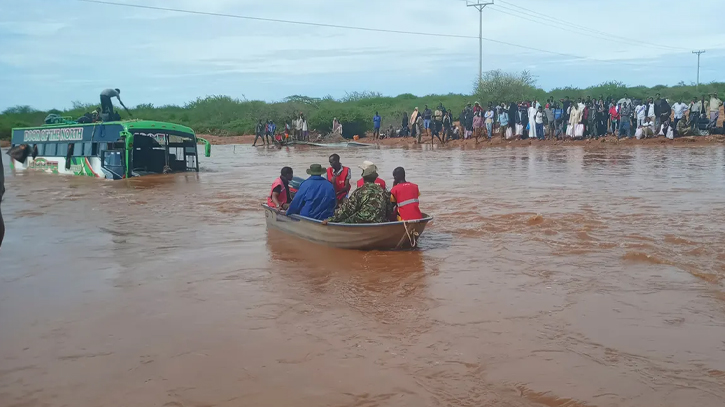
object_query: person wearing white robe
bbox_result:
[528,102,538,140]
[569,104,582,137]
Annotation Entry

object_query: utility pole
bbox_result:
[467,0,494,84]
[692,50,705,89]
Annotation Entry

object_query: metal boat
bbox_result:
[262,204,432,250]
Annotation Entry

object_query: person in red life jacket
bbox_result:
[390,167,422,221]
[327,153,351,206]
[356,160,387,190]
[267,166,294,210]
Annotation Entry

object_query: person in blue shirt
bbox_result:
[285,164,336,220]
[266,119,276,144]
[373,112,382,140]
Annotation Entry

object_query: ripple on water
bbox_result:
[2,144,725,407]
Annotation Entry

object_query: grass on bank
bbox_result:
[2,72,723,141]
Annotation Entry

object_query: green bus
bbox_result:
[10,119,211,180]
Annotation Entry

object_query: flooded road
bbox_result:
[2,144,725,407]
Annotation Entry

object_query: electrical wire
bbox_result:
[487,6,648,50]
[78,0,478,40]
[78,0,693,70]
[496,0,689,52]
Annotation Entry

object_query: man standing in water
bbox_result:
[266,119,276,145]
[390,167,422,221]
[0,151,4,247]
[373,112,381,140]
[253,119,266,146]
[422,105,433,138]
[326,154,351,206]
[99,88,128,121]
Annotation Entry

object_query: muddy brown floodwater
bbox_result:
[1,144,725,407]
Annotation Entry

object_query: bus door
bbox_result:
[101,149,125,179]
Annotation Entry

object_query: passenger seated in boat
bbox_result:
[327,154,351,207]
[323,164,393,225]
[390,167,422,221]
[285,164,336,220]
[267,167,293,210]
[355,161,386,190]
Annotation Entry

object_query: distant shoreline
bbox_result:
[198,133,725,149]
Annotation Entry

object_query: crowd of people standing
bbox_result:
[253,112,310,146]
[382,92,724,142]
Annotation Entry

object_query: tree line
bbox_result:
[2,72,723,141]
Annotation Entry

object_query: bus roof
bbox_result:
[11,120,196,145]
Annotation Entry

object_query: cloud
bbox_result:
[0,0,724,110]
[0,21,70,36]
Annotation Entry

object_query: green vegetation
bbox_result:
[2,73,724,141]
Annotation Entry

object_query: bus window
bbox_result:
[57,143,68,156]
[104,151,122,167]
[73,143,84,156]
[45,144,56,156]
[36,144,45,155]
[91,143,99,156]
[83,142,93,156]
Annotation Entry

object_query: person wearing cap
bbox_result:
[267,167,294,209]
[285,164,336,220]
[390,167,422,221]
[356,161,386,190]
[324,163,392,224]
[326,154,351,206]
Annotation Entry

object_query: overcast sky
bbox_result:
[1,0,723,110]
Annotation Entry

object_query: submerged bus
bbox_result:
[9,119,211,180]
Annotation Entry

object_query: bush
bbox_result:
[474,70,539,105]
[2,80,724,141]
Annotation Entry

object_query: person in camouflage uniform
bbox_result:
[324,164,393,224]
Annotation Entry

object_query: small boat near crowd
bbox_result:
[262,204,432,250]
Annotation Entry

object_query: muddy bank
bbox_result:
[371,133,725,148]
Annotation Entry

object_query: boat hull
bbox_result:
[263,205,431,250]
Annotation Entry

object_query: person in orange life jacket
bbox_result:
[390,167,422,221]
[267,167,293,209]
[356,161,387,190]
[327,153,351,206]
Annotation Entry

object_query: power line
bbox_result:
[76,0,581,58]
[78,0,692,71]
[496,0,688,52]
[488,4,655,50]
[487,5,649,50]
[78,0,479,40]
